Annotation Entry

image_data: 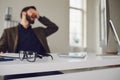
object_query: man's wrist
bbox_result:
[37,16,41,19]
[38,16,44,21]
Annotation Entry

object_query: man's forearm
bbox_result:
[38,16,59,36]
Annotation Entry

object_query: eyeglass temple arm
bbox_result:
[36,54,43,59]
[43,53,53,60]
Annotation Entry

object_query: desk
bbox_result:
[0,53,120,80]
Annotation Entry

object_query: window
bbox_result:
[69,0,86,52]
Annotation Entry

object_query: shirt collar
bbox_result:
[18,23,32,31]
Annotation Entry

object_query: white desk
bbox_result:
[12,68,120,80]
[0,53,120,80]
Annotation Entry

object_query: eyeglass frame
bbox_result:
[19,51,53,62]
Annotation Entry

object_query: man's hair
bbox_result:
[20,6,36,18]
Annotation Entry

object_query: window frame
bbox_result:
[69,0,87,52]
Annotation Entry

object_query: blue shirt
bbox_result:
[16,24,46,54]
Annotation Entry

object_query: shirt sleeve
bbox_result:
[38,16,59,36]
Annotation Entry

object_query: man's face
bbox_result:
[26,8,37,24]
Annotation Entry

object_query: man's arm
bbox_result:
[38,16,59,36]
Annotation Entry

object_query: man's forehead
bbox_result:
[27,8,36,13]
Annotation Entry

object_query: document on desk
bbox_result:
[0,53,19,59]
[59,52,87,58]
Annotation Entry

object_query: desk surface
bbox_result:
[0,53,120,76]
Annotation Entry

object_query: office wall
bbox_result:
[98,0,120,53]
[87,0,120,53]
[1,0,119,54]
[107,0,120,52]
[110,0,120,36]
[0,0,69,53]
[0,0,101,54]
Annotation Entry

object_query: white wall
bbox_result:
[98,0,120,53]
[1,0,119,54]
[0,0,101,54]
[107,0,120,52]
[0,0,69,53]
[87,0,120,54]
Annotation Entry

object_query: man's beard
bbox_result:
[26,14,35,24]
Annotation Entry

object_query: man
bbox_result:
[0,6,62,78]
[0,6,58,55]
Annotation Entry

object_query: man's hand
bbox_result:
[21,9,40,27]
[22,12,29,23]
[34,11,40,19]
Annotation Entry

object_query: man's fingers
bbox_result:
[35,11,40,19]
[22,12,27,18]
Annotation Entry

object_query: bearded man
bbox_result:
[0,6,58,55]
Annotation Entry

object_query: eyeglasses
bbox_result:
[19,51,53,62]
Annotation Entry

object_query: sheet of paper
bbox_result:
[0,53,19,58]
